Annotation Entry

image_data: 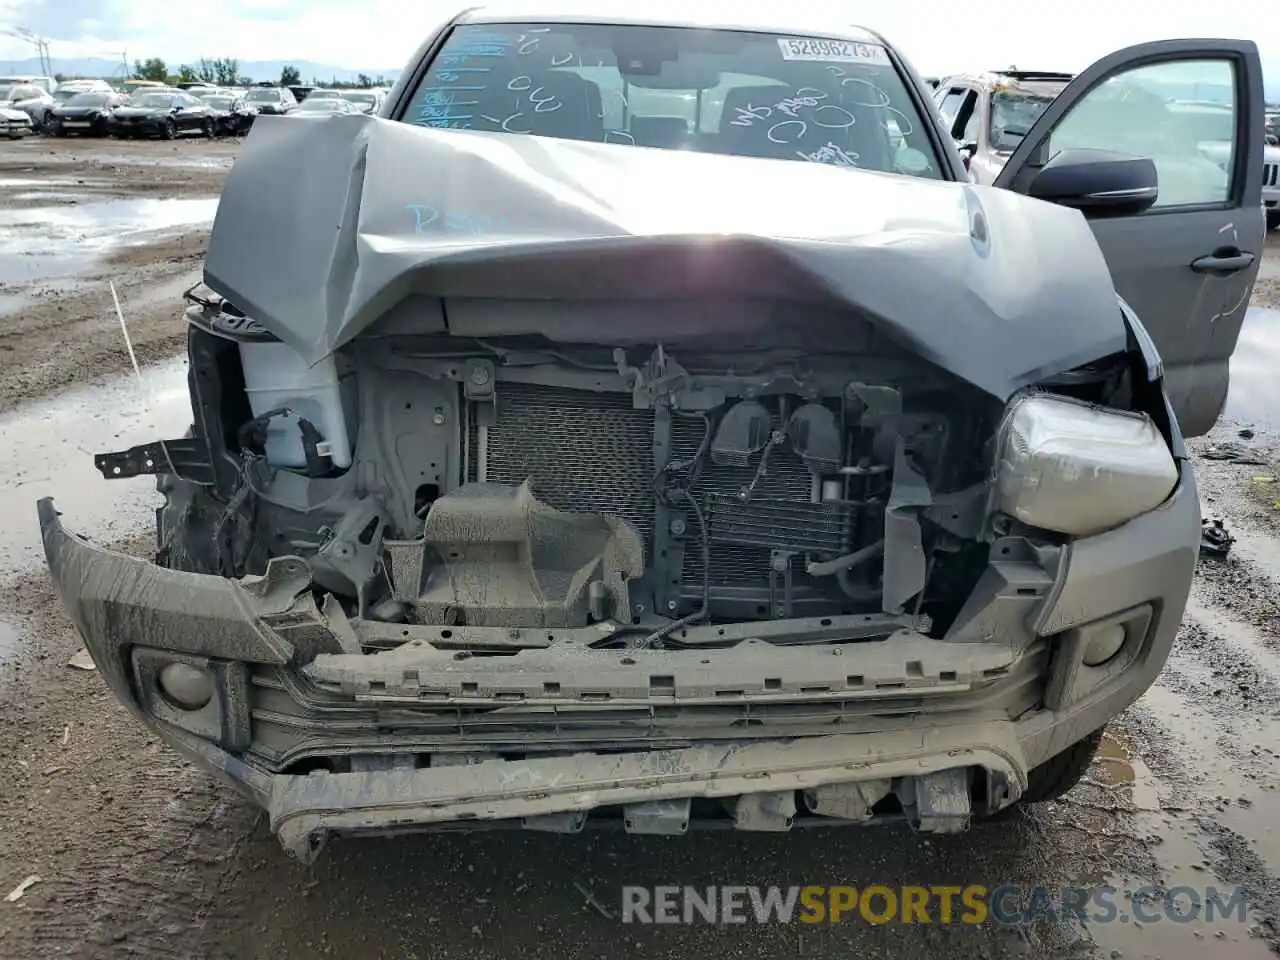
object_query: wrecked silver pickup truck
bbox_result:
[39,10,1263,861]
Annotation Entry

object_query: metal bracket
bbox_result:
[95,437,215,484]
[768,549,796,618]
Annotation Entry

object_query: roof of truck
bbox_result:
[458,3,886,45]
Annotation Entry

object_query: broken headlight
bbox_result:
[994,393,1178,537]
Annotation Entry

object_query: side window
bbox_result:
[1046,59,1236,209]
[937,88,966,127]
[953,90,980,143]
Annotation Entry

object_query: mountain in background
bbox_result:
[0,55,401,85]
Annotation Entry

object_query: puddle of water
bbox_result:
[11,191,83,204]
[1090,732,1275,960]
[0,177,90,188]
[1223,306,1280,431]
[0,197,217,286]
[0,614,20,663]
[0,356,190,578]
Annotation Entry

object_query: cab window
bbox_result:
[1046,59,1237,209]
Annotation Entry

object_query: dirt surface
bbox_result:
[0,138,235,413]
[3,136,1280,960]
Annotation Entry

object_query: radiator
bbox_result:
[464,383,831,586]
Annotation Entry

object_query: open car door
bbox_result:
[992,39,1264,438]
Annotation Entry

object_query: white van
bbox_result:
[0,75,56,94]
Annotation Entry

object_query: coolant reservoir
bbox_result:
[238,341,354,469]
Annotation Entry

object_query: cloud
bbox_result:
[0,0,1278,76]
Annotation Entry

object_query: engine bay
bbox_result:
[93,290,1151,650]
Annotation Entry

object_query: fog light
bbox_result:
[157,662,214,710]
[1081,624,1127,667]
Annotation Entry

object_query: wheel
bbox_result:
[51,123,65,137]
[1267,210,1280,232]
[162,118,177,140]
[202,118,214,138]
[1019,727,1105,804]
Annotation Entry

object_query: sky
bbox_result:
[0,0,1277,77]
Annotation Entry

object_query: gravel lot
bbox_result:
[1,136,1279,960]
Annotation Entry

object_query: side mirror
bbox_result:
[1027,148,1158,218]
[957,141,977,170]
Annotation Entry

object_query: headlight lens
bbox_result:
[995,393,1178,537]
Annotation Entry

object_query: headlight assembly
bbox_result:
[994,393,1179,537]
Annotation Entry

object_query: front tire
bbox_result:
[162,118,177,140]
[1267,210,1280,232]
[202,118,215,138]
[1019,727,1105,804]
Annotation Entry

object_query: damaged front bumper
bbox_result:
[37,463,1200,861]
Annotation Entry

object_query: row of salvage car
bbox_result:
[0,80,389,140]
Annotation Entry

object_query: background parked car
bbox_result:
[107,90,215,139]
[932,70,1074,184]
[0,83,55,131]
[116,79,171,97]
[291,97,361,116]
[0,74,56,95]
[52,79,114,103]
[339,88,384,114]
[244,85,298,115]
[49,91,130,137]
[301,88,343,102]
[198,92,259,136]
[0,104,33,138]
[288,85,315,103]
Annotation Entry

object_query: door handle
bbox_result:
[1190,250,1256,276]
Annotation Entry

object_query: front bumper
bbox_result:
[37,460,1200,860]
[107,117,164,136]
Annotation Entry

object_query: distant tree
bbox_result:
[356,73,372,88]
[134,58,168,82]
[213,57,239,86]
[236,75,252,87]
[53,72,66,83]
[280,64,301,87]
[375,75,389,87]
[177,64,199,84]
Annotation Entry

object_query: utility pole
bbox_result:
[2,26,52,77]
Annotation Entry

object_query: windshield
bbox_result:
[66,93,110,107]
[404,22,941,178]
[989,89,1056,150]
[204,96,235,109]
[343,91,377,104]
[306,90,342,100]
[0,85,16,101]
[247,89,281,102]
[135,93,176,108]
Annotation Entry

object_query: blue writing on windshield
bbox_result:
[413,31,512,129]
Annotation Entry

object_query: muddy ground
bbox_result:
[2,136,1280,960]
[0,138,235,413]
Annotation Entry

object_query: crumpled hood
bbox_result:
[204,114,1127,400]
